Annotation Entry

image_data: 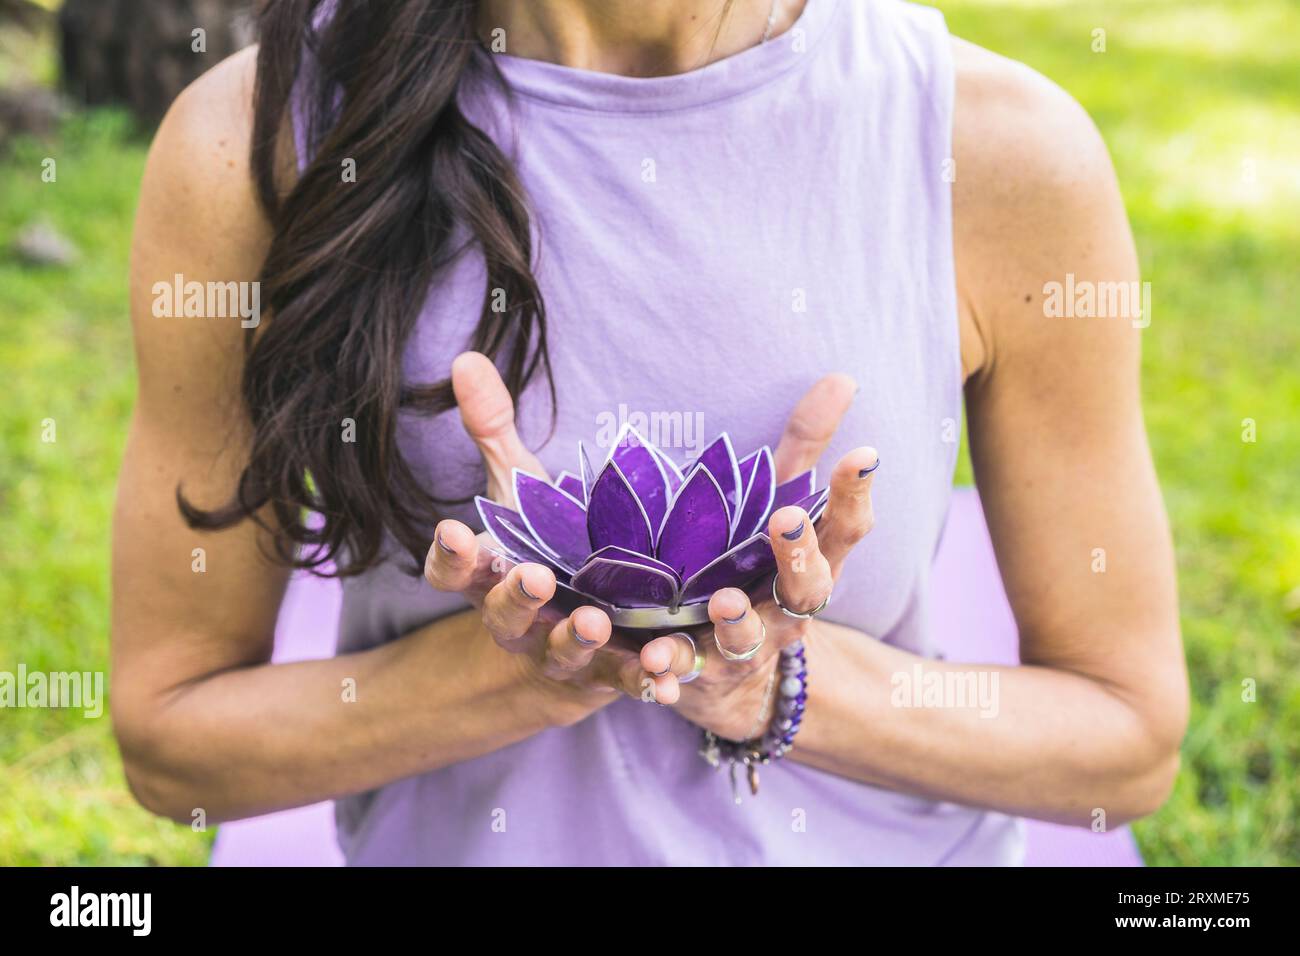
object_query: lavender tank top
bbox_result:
[301,0,1025,865]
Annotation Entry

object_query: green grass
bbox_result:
[1,0,1297,865]
[0,111,213,864]
[936,0,1300,865]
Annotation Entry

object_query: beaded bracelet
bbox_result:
[698,640,808,803]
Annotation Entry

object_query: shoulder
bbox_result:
[947,36,1135,380]
[951,36,1115,225]
[146,44,265,205]
[138,44,298,247]
[130,46,282,417]
[135,46,274,277]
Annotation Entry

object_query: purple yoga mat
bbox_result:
[210,489,1142,867]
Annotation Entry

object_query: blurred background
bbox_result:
[0,0,1296,865]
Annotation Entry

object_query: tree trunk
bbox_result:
[59,0,254,124]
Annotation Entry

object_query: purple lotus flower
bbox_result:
[475,426,828,628]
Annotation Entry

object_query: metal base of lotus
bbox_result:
[554,592,716,631]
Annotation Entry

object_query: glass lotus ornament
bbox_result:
[475,426,829,630]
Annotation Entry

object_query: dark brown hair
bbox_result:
[180,0,554,576]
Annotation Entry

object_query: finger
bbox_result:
[584,634,680,704]
[599,654,677,705]
[640,631,700,681]
[480,563,555,649]
[425,524,519,608]
[707,588,767,667]
[817,447,879,572]
[642,670,680,706]
[424,519,480,593]
[543,606,611,675]
[767,506,833,619]
[772,373,857,482]
[451,350,549,502]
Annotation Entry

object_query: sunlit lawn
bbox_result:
[1,0,1297,865]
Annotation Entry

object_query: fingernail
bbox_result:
[781,520,804,541]
[653,665,671,677]
[519,578,541,601]
[436,532,457,555]
[722,608,747,625]
[859,459,880,478]
[572,623,597,647]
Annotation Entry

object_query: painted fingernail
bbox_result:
[722,608,747,625]
[859,459,880,478]
[572,623,597,647]
[436,532,457,555]
[519,578,541,601]
[653,665,671,677]
[781,520,805,541]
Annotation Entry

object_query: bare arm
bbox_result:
[111,50,629,823]
[782,42,1187,826]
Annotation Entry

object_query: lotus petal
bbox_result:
[732,446,774,543]
[679,532,776,604]
[609,426,672,534]
[649,444,685,492]
[578,441,597,501]
[514,470,591,570]
[692,433,742,522]
[572,554,679,608]
[584,545,682,587]
[737,448,762,488]
[655,465,730,580]
[556,471,585,504]
[795,487,831,523]
[475,498,572,576]
[484,429,837,628]
[771,469,815,512]
[586,460,654,556]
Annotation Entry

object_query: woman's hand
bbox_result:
[426,351,875,732]
[637,415,879,741]
[424,352,672,725]
[426,518,667,725]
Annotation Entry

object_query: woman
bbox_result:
[112,0,1188,865]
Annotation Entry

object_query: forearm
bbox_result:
[117,610,562,823]
[791,623,1180,826]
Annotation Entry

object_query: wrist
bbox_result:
[496,634,614,730]
[695,659,780,741]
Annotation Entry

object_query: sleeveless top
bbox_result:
[297,0,1025,865]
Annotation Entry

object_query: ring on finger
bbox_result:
[772,572,831,620]
[678,633,706,684]
[714,615,766,663]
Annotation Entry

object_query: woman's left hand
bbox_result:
[638,443,880,740]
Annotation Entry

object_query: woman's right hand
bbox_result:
[423,352,674,725]
[426,519,669,724]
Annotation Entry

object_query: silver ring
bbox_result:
[677,633,705,684]
[772,573,830,620]
[714,615,766,662]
